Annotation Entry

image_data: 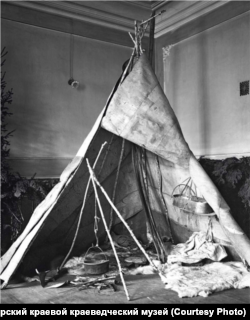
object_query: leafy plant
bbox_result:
[199,156,250,237]
[238,177,250,208]
[1,48,59,255]
[1,47,19,251]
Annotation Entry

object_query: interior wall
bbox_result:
[2,19,131,178]
[155,10,250,159]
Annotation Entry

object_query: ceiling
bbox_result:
[2,1,229,39]
[6,0,152,33]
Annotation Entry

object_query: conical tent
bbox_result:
[1,53,250,289]
[102,54,250,262]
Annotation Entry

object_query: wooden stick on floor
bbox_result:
[86,159,130,301]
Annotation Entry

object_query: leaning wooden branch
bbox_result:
[86,159,162,276]
[87,158,130,301]
[59,142,107,269]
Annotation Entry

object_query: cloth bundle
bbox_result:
[167,230,227,264]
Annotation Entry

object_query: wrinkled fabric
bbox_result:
[167,231,227,264]
[102,54,191,168]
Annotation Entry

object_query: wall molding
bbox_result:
[130,1,155,9]
[128,1,169,10]
[151,1,168,10]
[155,1,229,38]
[1,6,125,48]
[9,0,150,34]
[2,1,151,48]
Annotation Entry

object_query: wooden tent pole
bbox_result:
[86,160,161,275]
[86,159,130,301]
[148,10,155,67]
[59,142,107,269]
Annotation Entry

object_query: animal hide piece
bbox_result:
[160,261,249,298]
[234,272,250,289]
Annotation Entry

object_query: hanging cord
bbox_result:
[108,138,126,231]
[155,155,175,244]
[132,145,167,263]
[70,34,74,79]
[59,142,107,270]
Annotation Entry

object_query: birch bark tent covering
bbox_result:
[1,53,250,288]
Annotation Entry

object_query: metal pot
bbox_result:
[83,246,109,275]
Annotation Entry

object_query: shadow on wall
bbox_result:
[166,22,210,156]
[197,27,210,156]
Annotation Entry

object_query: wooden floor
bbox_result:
[1,274,250,304]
